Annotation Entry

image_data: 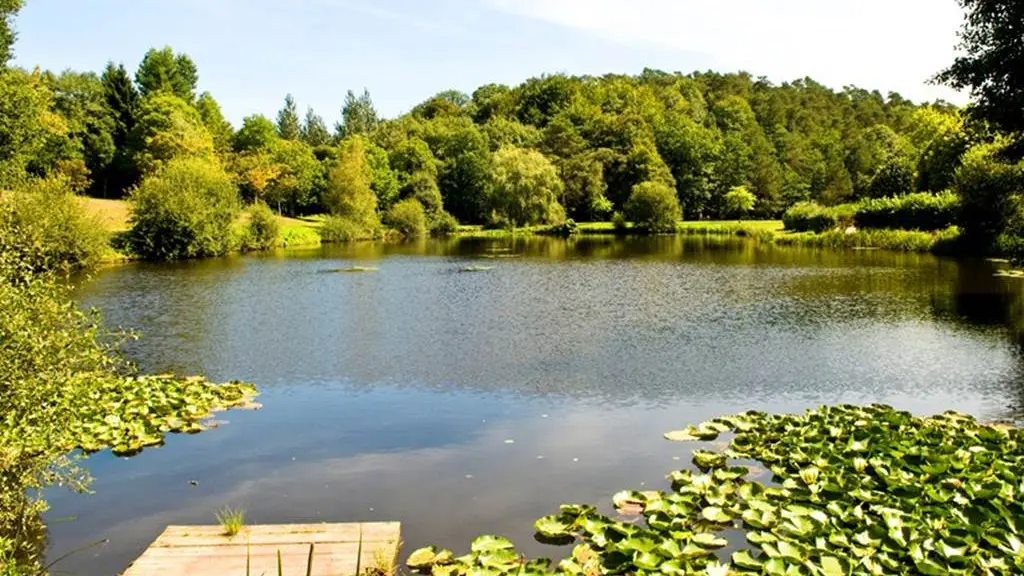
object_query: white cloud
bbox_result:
[489,0,967,103]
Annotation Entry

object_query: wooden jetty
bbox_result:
[123,522,401,576]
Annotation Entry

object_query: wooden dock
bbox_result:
[122,522,401,576]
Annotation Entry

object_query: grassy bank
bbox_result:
[84,199,963,259]
[82,198,325,262]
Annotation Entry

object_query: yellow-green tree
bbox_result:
[490,146,564,227]
[322,137,378,228]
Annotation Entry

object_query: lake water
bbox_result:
[48,236,1024,575]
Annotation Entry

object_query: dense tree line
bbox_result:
[0,0,1022,257]
[0,36,981,232]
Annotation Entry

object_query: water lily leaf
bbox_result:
[816,556,846,576]
[559,504,595,518]
[431,564,459,576]
[701,506,732,524]
[691,533,727,548]
[776,541,804,562]
[913,556,948,576]
[470,535,515,554]
[665,426,707,442]
[632,551,663,571]
[732,549,763,569]
[534,515,572,539]
[692,450,728,471]
[612,490,646,515]
[408,546,438,570]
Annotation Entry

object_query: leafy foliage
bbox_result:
[322,137,379,229]
[128,157,239,260]
[624,181,681,233]
[490,147,564,227]
[782,203,856,233]
[724,186,756,219]
[128,93,214,175]
[855,192,960,231]
[0,177,108,272]
[936,0,1024,151]
[243,201,280,251]
[410,405,1024,576]
[385,198,428,238]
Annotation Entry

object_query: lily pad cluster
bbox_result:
[407,404,1024,575]
[69,375,258,456]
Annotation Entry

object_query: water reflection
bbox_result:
[44,237,1024,575]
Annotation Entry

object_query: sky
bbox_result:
[12,0,968,126]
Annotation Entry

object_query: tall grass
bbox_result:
[854,192,960,230]
[216,507,246,537]
[774,227,960,253]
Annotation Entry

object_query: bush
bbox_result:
[430,211,459,236]
[624,181,681,233]
[724,186,756,219]
[612,211,628,232]
[243,201,280,251]
[128,157,240,260]
[385,198,428,238]
[0,177,107,273]
[320,215,376,243]
[854,192,960,230]
[955,141,1024,251]
[782,202,856,232]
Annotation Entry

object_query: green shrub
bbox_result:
[242,201,280,251]
[776,227,960,253]
[724,186,757,219]
[854,192,960,230]
[430,211,459,236]
[0,177,108,273]
[612,211,627,232]
[624,181,681,233]
[321,215,376,243]
[385,198,428,238]
[955,141,1024,251]
[128,157,240,260]
[782,202,856,232]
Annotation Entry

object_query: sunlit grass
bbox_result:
[215,507,246,537]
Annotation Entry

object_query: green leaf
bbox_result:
[470,535,515,554]
[732,549,763,569]
[701,507,732,524]
[534,515,572,539]
[691,533,728,548]
[407,546,438,570]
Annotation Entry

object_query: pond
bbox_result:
[49,236,1024,575]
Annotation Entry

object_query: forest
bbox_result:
[1,1,1021,262]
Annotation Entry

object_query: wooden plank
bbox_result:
[122,522,401,576]
[153,522,400,547]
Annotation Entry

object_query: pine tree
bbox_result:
[301,107,332,146]
[277,94,301,140]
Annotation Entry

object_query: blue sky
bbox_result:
[13,0,967,126]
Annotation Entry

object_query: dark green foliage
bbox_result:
[44,71,117,197]
[301,108,332,147]
[135,47,198,102]
[233,115,277,152]
[0,0,22,67]
[624,181,681,233]
[429,211,459,236]
[243,201,280,251]
[196,92,234,153]
[100,63,140,195]
[867,159,915,198]
[936,0,1024,150]
[854,192,960,230]
[385,198,428,238]
[955,141,1024,250]
[783,202,856,233]
[277,94,301,141]
[337,89,378,139]
[128,157,239,260]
